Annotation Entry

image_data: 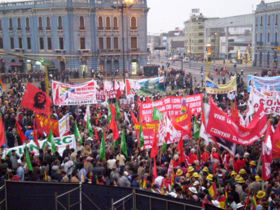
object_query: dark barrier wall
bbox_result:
[5,181,221,210]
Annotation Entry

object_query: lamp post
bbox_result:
[112,0,135,82]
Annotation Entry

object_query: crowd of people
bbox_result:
[0,65,279,210]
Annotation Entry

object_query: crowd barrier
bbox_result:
[2,181,220,210]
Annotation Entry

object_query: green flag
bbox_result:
[194,117,200,140]
[114,138,119,148]
[139,124,144,148]
[25,146,33,172]
[87,118,94,138]
[152,108,163,121]
[100,134,106,160]
[108,101,112,123]
[47,129,56,154]
[116,100,121,120]
[74,122,83,145]
[121,129,128,157]
[162,142,167,153]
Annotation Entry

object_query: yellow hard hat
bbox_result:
[256,190,266,199]
[176,169,183,176]
[192,172,200,178]
[239,169,247,175]
[206,174,213,181]
[231,171,237,176]
[249,161,256,166]
[188,166,194,173]
[255,175,262,182]
[202,167,209,173]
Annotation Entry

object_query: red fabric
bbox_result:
[262,124,273,181]
[33,119,40,147]
[0,116,5,147]
[189,153,198,164]
[230,100,240,125]
[153,157,157,181]
[146,96,152,103]
[110,103,117,117]
[177,137,185,164]
[173,159,180,168]
[137,98,141,107]
[21,83,53,116]
[94,128,99,141]
[130,110,138,124]
[150,132,159,158]
[201,152,210,163]
[35,113,59,136]
[212,152,220,161]
[110,116,119,141]
[272,122,280,158]
[15,118,26,144]
[126,79,135,95]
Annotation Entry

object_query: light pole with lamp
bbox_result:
[112,0,135,82]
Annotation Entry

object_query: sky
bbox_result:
[147,0,271,34]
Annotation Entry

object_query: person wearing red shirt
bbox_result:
[189,148,198,165]
[201,148,210,164]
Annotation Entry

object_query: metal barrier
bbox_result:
[0,183,6,210]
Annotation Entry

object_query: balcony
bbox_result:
[256,41,263,46]
[131,48,139,51]
[130,27,138,31]
[17,27,22,31]
[105,27,111,30]
[55,49,66,54]
[78,49,91,54]
[79,27,85,31]
[271,42,279,47]
[113,27,119,30]
[57,27,63,31]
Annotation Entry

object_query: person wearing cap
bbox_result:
[249,174,262,195]
[256,190,266,210]
[249,160,257,175]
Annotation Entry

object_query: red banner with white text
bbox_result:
[206,98,267,145]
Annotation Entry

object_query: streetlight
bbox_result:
[112,0,135,82]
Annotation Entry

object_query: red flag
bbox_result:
[110,116,119,140]
[0,116,5,147]
[111,103,117,117]
[150,131,158,158]
[262,123,273,181]
[130,110,138,124]
[126,79,135,96]
[33,119,40,147]
[272,122,280,158]
[146,96,152,103]
[21,83,53,116]
[230,100,240,125]
[15,118,26,144]
[94,128,99,141]
[153,157,157,181]
[177,137,185,164]
[137,98,142,107]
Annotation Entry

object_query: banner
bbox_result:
[206,98,267,145]
[59,114,70,137]
[52,80,98,106]
[126,77,165,95]
[249,87,280,115]
[205,76,237,94]
[248,75,280,92]
[140,94,202,123]
[96,89,124,101]
[134,123,159,149]
[21,83,53,116]
[3,135,76,158]
[35,113,59,136]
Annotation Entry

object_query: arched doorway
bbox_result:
[130,59,139,75]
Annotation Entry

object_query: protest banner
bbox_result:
[59,113,70,137]
[35,113,59,136]
[96,89,124,101]
[248,75,280,92]
[52,80,98,106]
[206,98,267,145]
[249,87,280,115]
[3,135,76,158]
[139,94,202,123]
[205,76,237,94]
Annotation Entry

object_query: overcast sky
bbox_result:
[147,0,271,34]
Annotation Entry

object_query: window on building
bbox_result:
[99,37,104,50]
[80,37,85,49]
[114,37,118,49]
[0,20,2,31]
[17,18,21,30]
[106,37,111,49]
[47,37,52,50]
[198,39,203,43]
[58,16,63,30]
[46,17,51,30]
[18,37,22,48]
[27,37,31,49]
[260,33,263,42]
[80,16,85,30]
[198,33,203,36]
[59,37,64,49]
[39,37,44,50]
[276,15,279,25]
[131,37,137,49]
[38,17,43,30]
[106,17,110,29]
[260,16,263,26]
[26,17,30,30]
[130,17,137,29]
[9,18,13,30]
[276,32,278,43]
[10,37,14,49]
[268,15,270,25]
[268,32,270,42]
[0,37,3,49]
[98,17,103,29]
[113,17,118,29]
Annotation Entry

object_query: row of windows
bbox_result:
[98,37,137,50]
[257,31,279,43]
[98,16,137,29]
[258,14,279,26]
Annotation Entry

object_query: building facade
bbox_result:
[204,14,254,62]
[184,13,206,60]
[0,0,148,75]
[255,0,280,68]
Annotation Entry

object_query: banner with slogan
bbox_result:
[248,75,280,92]
[127,77,165,95]
[96,89,124,101]
[52,80,98,106]
[35,113,59,136]
[59,113,70,137]
[205,76,237,94]
[206,98,267,145]
[135,123,159,149]
[3,135,76,158]
[249,87,280,115]
[139,94,202,123]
